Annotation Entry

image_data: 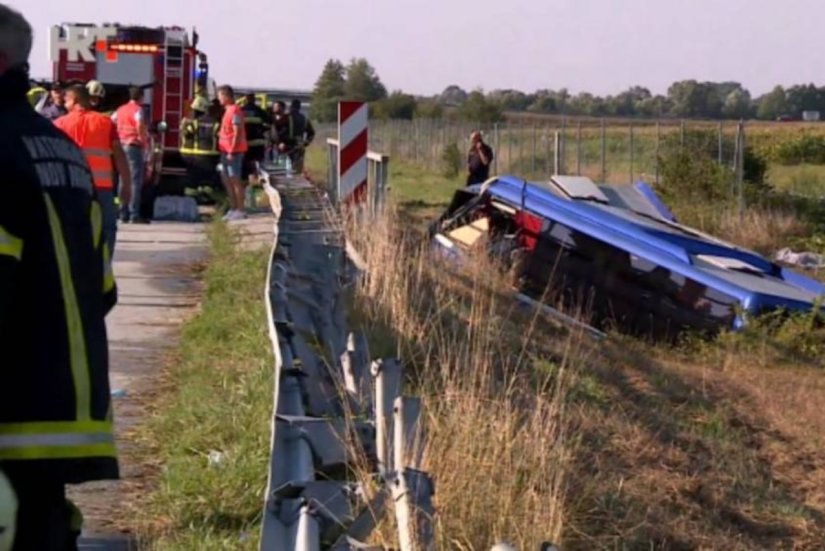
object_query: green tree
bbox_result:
[721,88,752,119]
[372,91,417,120]
[667,80,722,118]
[311,58,346,122]
[458,90,504,123]
[488,89,531,111]
[344,58,387,102]
[756,86,788,120]
[439,85,468,105]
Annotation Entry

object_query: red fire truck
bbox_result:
[49,23,212,192]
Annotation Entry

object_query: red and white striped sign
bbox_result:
[338,101,368,203]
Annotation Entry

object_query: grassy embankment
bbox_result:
[136,140,825,549]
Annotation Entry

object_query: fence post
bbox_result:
[553,131,561,175]
[507,122,513,173]
[560,117,567,174]
[493,122,500,175]
[680,119,685,150]
[718,121,724,166]
[655,120,661,187]
[576,122,582,176]
[600,119,606,183]
[629,123,635,184]
[531,124,538,177]
[737,120,746,217]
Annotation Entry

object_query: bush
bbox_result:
[441,143,462,178]
[656,150,733,205]
[761,133,825,165]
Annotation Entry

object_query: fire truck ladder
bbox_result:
[162,32,185,154]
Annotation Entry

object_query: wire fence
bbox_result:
[319,118,754,187]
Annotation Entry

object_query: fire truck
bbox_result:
[49,23,213,193]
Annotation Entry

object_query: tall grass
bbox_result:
[347,209,581,549]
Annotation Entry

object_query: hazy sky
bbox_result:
[10,0,825,97]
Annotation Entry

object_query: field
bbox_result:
[133,123,825,549]
[308,135,825,548]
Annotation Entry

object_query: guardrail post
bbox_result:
[295,505,320,551]
[392,469,435,551]
[393,396,423,471]
[371,359,402,476]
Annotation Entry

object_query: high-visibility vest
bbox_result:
[114,101,143,146]
[54,109,115,190]
[218,104,248,154]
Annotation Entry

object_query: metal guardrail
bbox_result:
[257,163,434,550]
[325,138,389,209]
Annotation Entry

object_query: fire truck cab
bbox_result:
[49,22,211,194]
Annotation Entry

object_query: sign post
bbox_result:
[337,101,368,204]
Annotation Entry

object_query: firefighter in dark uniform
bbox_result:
[240,93,270,185]
[0,6,118,549]
[180,96,221,190]
[282,98,315,173]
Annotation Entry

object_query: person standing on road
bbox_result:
[240,93,270,188]
[0,5,119,549]
[466,130,494,186]
[112,86,148,223]
[55,84,132,257]
[217,85,248,220]
[283,98,315,173]
[37,83,66,121]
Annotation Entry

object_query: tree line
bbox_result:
[312,58,823,123]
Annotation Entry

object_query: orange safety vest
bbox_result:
[219,104,248,154]
[114,100,144,146]
[54,109,115,190]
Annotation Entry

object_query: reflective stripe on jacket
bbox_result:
[54,109,115,190]
[180,116,219,156]
[0,72,118,484]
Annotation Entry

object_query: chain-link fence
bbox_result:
[354,118,750,186]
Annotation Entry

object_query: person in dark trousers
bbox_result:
[240,93,270,189]
[37,83,66,120]
[467,130,494,186]
[180,96,221,191]
[280,99,315,173]
[0,5,119,549]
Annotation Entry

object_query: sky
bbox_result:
[11,0,825,98]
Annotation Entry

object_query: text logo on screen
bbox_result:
[50,26,117,63]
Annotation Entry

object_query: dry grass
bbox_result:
[669,201,811,255]
[346,209,579,549]
[343,205,825,550]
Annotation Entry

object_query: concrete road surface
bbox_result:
[73,220,208,549]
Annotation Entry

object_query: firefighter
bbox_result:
[85,79,106,112]
[282,99,315,173]
[240,93,270,190]
[0,5,118,549]
[55,84,133,257]
[180,96,221,191]
[37,83,67,121]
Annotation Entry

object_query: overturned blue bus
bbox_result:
[427,175,825,338]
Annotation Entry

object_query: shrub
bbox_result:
[441,142,462,178]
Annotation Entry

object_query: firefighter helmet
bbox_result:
[191,96,210,113]
[86,80,106,98]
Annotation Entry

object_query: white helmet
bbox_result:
[0,470,17,550]
[86,80,106,98]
